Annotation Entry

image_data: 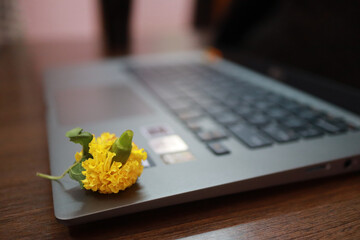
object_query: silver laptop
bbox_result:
[44,50,360,225]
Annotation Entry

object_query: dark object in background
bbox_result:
[100,0,132,54]
[193,0,215,30]
[214,0,360,114]
[214,0,279,48]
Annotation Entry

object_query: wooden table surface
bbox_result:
[1,43,359,240]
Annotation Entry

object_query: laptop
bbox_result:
[44,49,360,225]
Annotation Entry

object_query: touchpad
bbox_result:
[56,85,153,125]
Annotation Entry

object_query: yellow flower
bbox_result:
[74,152,83,162]
[80,132,147,194]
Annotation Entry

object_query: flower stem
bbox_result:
[36,162,78,180]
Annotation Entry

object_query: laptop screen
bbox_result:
[213,0,360,114]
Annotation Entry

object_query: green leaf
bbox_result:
[110,130,133,165]
[68,161,86,187]
[66,127,93,156]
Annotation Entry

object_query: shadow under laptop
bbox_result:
[63,183,144,202]
[65,172,359,239]
[54,180,146,222]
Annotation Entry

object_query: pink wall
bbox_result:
[18,0,101,44]
[18,0,196,55]
[18,0,194,45]
[131,0,194,36]
[131,0,197,53]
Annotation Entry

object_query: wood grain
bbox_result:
[0,43,359,240]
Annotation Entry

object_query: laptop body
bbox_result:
[44,50,360,225]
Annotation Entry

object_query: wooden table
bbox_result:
[1,42,359,239]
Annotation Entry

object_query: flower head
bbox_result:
[81,132,146,194]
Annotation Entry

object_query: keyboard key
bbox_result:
[213,111,239,125]
[281,116,308,129]
[186,120,202,132]
[183,88,204,97]
[176,109,204,121]
[348,123,360,131]
[167,99,194,111]
[223,97,242,108]
[229,123,273,148]
[154,89,185,101]
[244,112,271,126]
[296,125,324,138]
[211,91,230,102]
[265,107,291,119]
[314,117,348,134]
[296,108,324,121]
[261,122,299,142]
[253,101,276,111]
[197,129,228,141]
[265,93,286,104]
[207,142,230,155]
[240,94,259,103]
[193,96,217,107]
[280,100,303,112]
[233,104,255,117]
[185,116,220,133]
[203,104,228,116]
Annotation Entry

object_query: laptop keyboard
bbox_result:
[131,64,356,154]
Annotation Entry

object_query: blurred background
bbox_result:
[1,0,360,112]
[1,2,359,236]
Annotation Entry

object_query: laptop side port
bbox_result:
[344,159,353,169]
[306,163,331,173]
